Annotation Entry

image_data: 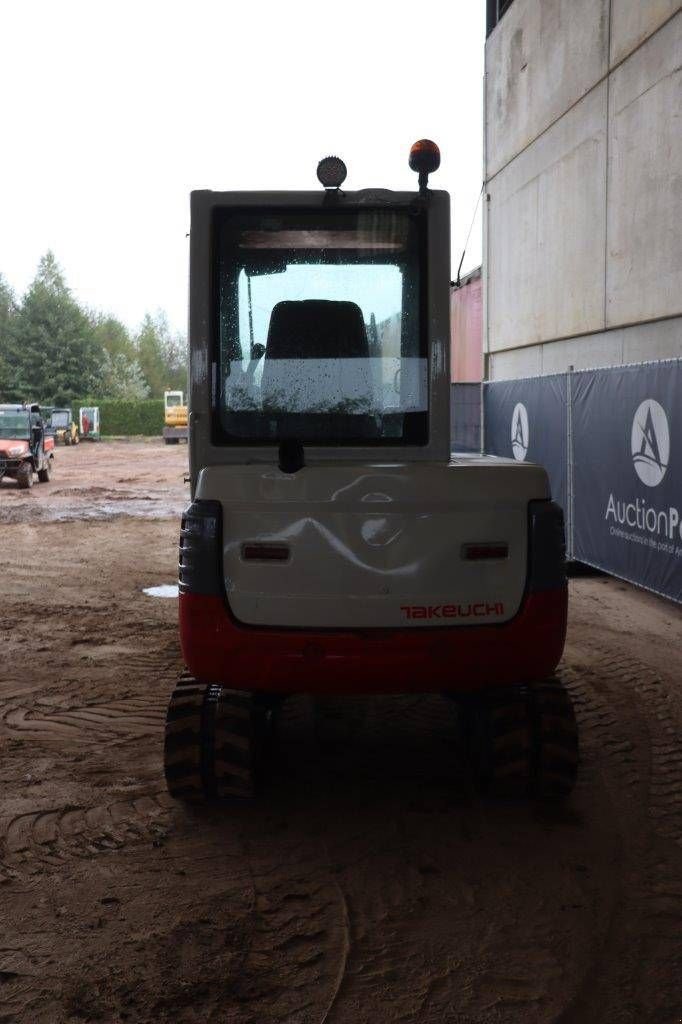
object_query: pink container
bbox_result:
[451,269,483,383]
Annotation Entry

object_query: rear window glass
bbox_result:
[214,207,427,445]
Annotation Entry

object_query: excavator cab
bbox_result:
[163,390,188,444]
[50,408,79,446]
[164,143,578,805]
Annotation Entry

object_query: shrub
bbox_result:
[71,399,165,436]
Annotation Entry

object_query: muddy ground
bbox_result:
[1,441,681,1024]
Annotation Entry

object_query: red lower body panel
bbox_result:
[179,587,567,694]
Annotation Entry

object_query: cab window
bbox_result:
[215,207,427,445]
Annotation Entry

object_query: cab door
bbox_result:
[30,412,46,466]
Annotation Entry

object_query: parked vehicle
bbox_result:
[49,407,79,445]
[79,407,100,441]
[163,390,188,444]
[163,143,578,805]
[0,404,55,488]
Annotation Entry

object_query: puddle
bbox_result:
[143,584,179,598]
[0,495,187,524]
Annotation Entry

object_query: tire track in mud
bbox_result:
[0,944,49,1024]
[557,649,682,1023]
[0,677,174,874]
[204,696,354,1021]
[257,661,682,1024]
[228,841,351,1023]
[0,834,256,1024]
[244,695,608,1024]
[2,594,681,1024]
[0,696,166,743]
[561,650,682,848]
[313,693,554,1024]
[0,790,174,874]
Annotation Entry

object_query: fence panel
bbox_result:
[483,375,568,513]
[451,383,481,453]
[572,361,682,603]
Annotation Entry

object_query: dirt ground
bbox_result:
[1,441,681,1024]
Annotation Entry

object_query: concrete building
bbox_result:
[483,0,682,379]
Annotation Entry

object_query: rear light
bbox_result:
[462,542,509,561]
[528,500,566,592]
[242,544,290,562]
[178,500,223,595]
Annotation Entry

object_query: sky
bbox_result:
[0,0,485,335]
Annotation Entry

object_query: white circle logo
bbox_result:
[511,403,529,461]
[631,399,669,487]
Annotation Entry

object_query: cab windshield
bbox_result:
[215,207,426,444]
[51,411,70,428]
[0,411,30,439]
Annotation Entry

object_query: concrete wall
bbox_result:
[485,0,682,379]
[486,0,608,177]
[487,82,607,351]
[607,10,682,327]
[489,314,682,378]
[610,0,682,63]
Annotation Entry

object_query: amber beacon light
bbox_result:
[409,139,441,192]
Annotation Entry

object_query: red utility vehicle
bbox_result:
[0,404,55,489]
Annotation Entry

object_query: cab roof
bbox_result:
[0,403,40,413]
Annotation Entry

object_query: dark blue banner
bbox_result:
[572,361,682,603]
[483,374,568,513]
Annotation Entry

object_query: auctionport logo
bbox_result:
[511,403,529,461]
[631,399,669,487]
[605,397,681,555]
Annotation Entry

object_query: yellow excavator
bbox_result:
[163,390,188,444]
[50,408,79,445]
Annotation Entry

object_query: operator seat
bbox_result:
[264,299,369,363]
[261,300,374,438]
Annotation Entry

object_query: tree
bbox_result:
[90,313,136,362]
[368,312,379,355]
[98,351,150,400]
[0,275,17,400]
[89,312,150,399]
[136,313,167,398]
[136,311,187,398]
[0,253,186,405]
[11,252,103,404]
[160,323,188,394]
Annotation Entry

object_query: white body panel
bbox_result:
[195,455,549,629]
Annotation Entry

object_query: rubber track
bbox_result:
[213,689,256,800]
[468,680,578,799]
[163,681,205,803]
[531,681,579,799]
[485,687,534,797]
[164,677,259,803]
